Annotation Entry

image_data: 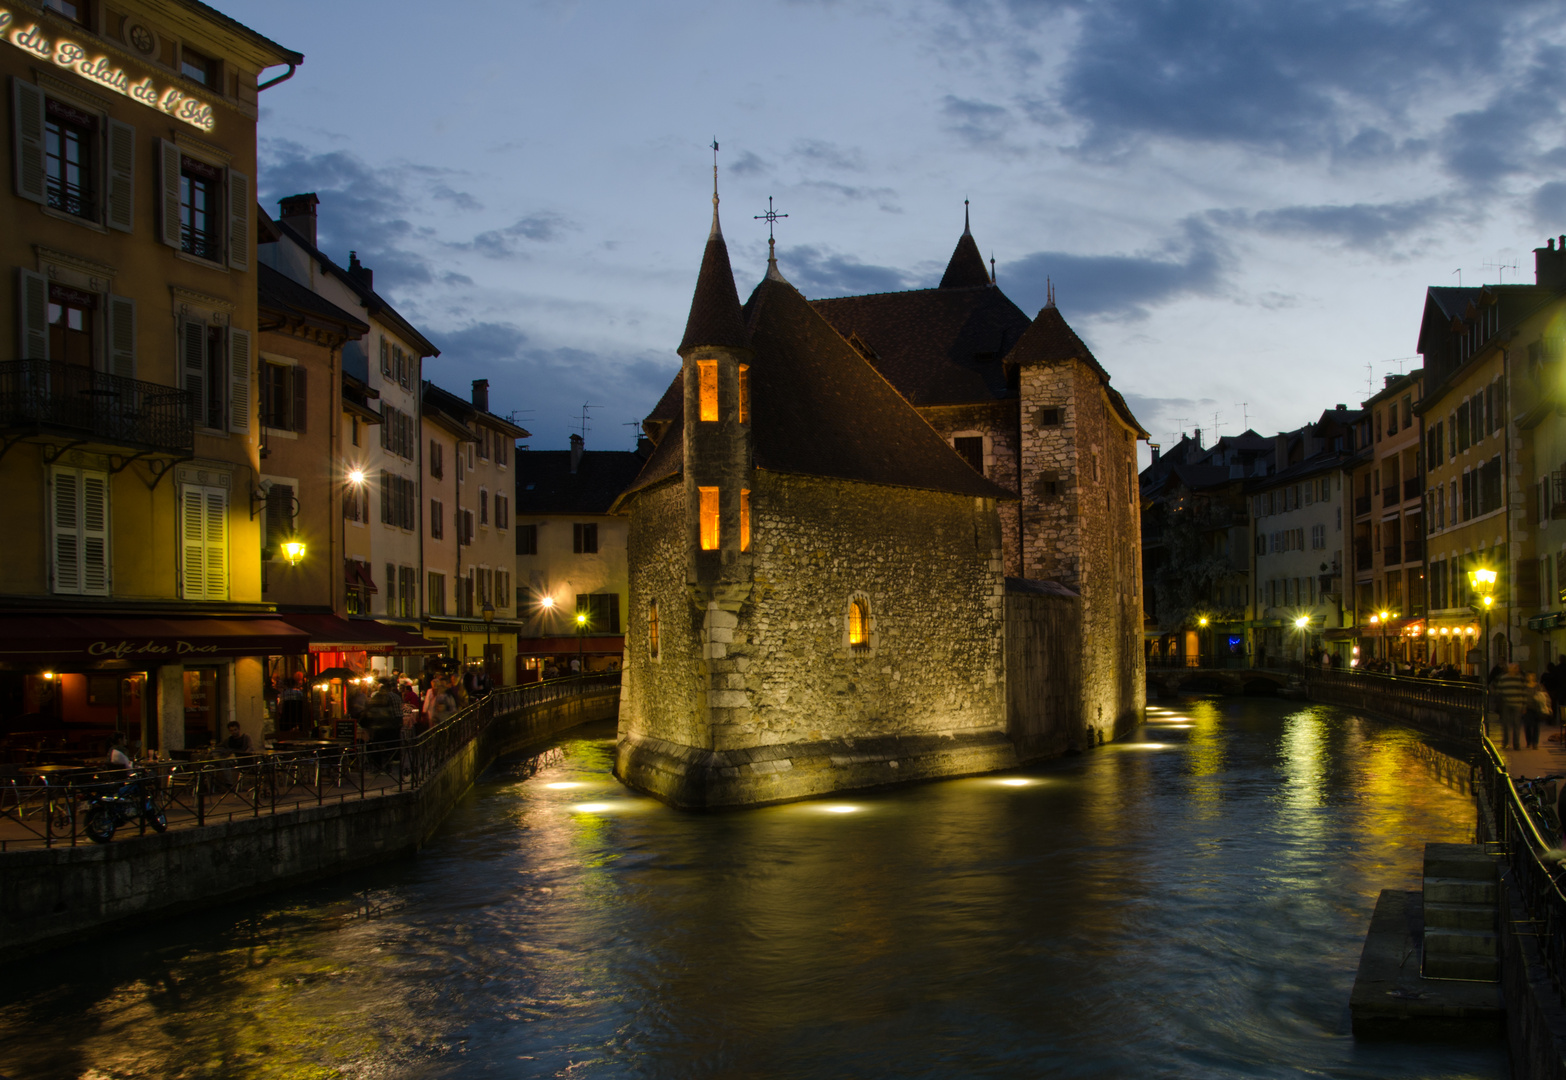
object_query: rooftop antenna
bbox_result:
[1453,268,1462,288]
[1172,416,1188,439]
[1364,361,1373,399]
[1235,402,1250,429]
[1212,410,1223,438]
[569,402,598,441]
[754,195,788,275]
[623,419,644,447]
[1482,259,1520,285]
[1383,355,1418,376]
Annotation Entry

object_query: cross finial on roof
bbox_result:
[755,195,789,280]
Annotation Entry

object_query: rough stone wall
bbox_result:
[1018,360,1146,742]
[619,480,707,749]
[919,401,1023,576]
[724,471,1008,749]
[620,470,1009,760]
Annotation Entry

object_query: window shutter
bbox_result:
[181,486,206,598]
[386,563,397,611]
[292,364,307,434]
[104,118,135,232]
[226,168,250,270]
[106,294,136,379]
[204,489,228,599]
[12,78,46,204]
[181,317,207,420]
[379,470,390,524]
[18,268,48,360]
[159,139,182,248]
[80,471,109,595]
[51,468,81,594]
[227,327,251,434]
[380,339,391,376]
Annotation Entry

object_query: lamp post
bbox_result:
[1469,567,1498,675]
[482,601,495,685]
[1378,609,1391,669]
[576,610,589,677]
[1295,614,1310,667]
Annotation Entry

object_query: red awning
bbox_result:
[372,621,449,654]
[0,614,310,666]
[281,613,398,653]
[345,559,378,593]
[517,635,625,656]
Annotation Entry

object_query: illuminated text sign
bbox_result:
[0,10,215,132]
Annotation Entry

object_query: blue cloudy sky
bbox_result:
[227,0,1566,461]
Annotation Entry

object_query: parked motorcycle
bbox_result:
[82,772,167,843]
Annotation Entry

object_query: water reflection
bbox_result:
[0,698,1503,1079]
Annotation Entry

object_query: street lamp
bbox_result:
[1378,609,1391,668]
[482,600,496,685]
[1294,614,1310,666]
[575,609,589,677]
[1468,567,1498,674]
[282,539,306,566]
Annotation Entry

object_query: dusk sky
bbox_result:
[227,0,1566,463]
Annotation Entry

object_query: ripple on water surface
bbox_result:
[0,697,1506,1079]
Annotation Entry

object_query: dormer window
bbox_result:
[698,360,718,421]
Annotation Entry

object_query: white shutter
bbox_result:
[226,168,250,270]
[12,78,45,204]
[181,317,207,426]
[51,468,81,594]
[181,486,205,598]
[18,268,48,360]
[80,471,109,596]
[104,118,135,232]
[204,489,228,600]
[227,327,252,434]
[106,295,136,379]
[159,139,182,248]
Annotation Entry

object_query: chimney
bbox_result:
[278,192,320,248]
[636,435,652,458]
[347,251,373,291]
[471,379,489,412]
[569,433,584,474]
[1274,434,1289,468]
[1149,442,1160,464]
[1192,427,1203,450]
[1336,403,1346,410]
[1535,235,1566,292]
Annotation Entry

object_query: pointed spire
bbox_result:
[680,152,749,354]
[1046,277,1056,308]
[765,235,787,282]
[940,200,991,289]
[990,253,996,285]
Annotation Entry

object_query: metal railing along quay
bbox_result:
[1308,667,1484,712]
[0,672,619,851]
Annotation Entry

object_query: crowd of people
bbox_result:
[1488,660,1566,752]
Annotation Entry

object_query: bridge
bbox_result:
[1146,665,1298,698]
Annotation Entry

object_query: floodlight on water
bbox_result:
[820,805,860,814]
[996,778,1034,787]
[545,782,585,790]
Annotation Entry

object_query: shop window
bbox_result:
[698,488,719,550]
[699,360,718,421]
[648,600,660,659]
[740,488,751,551]
[182,667,219,747]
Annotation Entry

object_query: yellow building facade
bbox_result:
[1,0,301,750]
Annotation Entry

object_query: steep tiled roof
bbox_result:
[623,275,1015,502]
[1005,303,1109,383]
[258,263,368,336]
[810,285,1030,406]
[678,209,750,354]
[515,449,650,515]
[940,230,992,289]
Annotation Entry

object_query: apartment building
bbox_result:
[1,0,301,749]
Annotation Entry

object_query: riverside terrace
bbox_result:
[0,673,617,851]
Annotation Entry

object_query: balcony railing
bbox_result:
[0,360,193,454]
[1354,494,1371,517]
[1403,477,1421,501]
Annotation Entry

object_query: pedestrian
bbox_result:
[1495,662,1529,750]
[1528,673,1553,751]
[106,731,133,771]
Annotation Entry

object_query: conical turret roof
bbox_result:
[678,204,750,354]
[939,207,992,289]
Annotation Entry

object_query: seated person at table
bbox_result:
[106,732,133,770]
[221,721,253,756]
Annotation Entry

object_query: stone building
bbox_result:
[614,196,1148,807]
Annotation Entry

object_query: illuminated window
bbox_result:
[740,489,751,551]
[848,600,869,647]
[648,600,660,659]
[738,364,750,423]
[699,487,720,549]
[699,360,718,422]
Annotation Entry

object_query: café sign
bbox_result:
[89,639,222,659]
[0,9,215,132]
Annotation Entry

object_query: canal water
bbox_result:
[0,697,1506,1079]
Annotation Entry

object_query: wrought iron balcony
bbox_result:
[0,360,193,455]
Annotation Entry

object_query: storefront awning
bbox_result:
[1528,612,1564,631]
[518,635,625,656]
[345,559,378,593]
[0,614,310,666]
[1322,628,1360,641]
[372,621,449,654]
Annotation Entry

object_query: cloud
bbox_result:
[775,244,916,297]
[791,139,864,172]
[796,180,901,213]
[431,184,483,212]
[729,149,769,176]
[1531,182,1566,230]
[463,212,576,258]
[999,217,1229,317]
[941,94,1011,147]
[1243,198,1443,250]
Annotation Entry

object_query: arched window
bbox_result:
[848,600,868,647]
[648,599,660,659]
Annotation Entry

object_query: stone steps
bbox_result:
[1421,843,1499,983]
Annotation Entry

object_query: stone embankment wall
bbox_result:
[1305,678,1479,742]
[0,690,618,962]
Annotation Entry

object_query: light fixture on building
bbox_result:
[1197,616,1209,627]
[42,671,54,680]
[539,595,555,610]
[282,540,306,566]
[348,469,366,486]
